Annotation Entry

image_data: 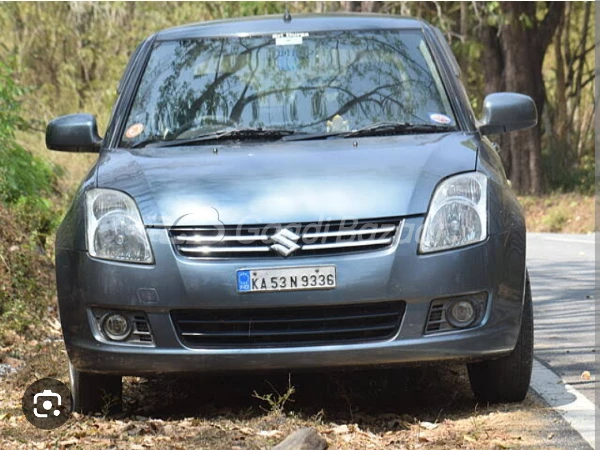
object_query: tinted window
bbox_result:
[122,30,455,145]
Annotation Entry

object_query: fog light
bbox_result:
[446,299,476,328]
[102,313,131,341]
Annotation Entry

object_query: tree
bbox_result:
[497,2,565,194]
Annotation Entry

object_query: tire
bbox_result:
[69,362,122,414]
[467,275,533,403]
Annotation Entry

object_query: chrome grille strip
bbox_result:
[179,245,271,253]
[303,225,396,239]
[302,237,393,251]
[174,234,268,243]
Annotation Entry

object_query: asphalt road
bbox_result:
[527,232,595,404]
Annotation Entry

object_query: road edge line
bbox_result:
[531,358,596,449]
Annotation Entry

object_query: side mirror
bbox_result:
[479,93,537,136]
[46,114,102,153]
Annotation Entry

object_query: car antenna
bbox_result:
[283,7,292,23]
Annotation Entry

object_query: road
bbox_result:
[527,232,596,448]
[527,232,595,404]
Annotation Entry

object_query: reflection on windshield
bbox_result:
[122,30,456,147]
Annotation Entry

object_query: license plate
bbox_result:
[236,266,336,293]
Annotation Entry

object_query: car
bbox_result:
[46,13,537,414]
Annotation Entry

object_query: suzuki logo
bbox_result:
[270,229,301,256]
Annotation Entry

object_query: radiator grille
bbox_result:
[170,218,401,259]
[171,301,405,348]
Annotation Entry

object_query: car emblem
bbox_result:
[270,229,301,256]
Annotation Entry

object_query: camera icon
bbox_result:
[33,389,62,418]
[23,378,72,429]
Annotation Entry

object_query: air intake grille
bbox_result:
[171,301,406,348]
[130,315,154,345]
[169,218,401,259]
[425,301,453,334]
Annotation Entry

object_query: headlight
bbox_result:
[85,189,154,264]
[420,173,487,253]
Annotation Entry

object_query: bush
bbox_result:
[0,59,61,237]
[542,136,594,195]
[0,59,62,343]
[0,59,58,206]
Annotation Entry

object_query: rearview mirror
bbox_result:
[479,93,537,136]
[46,114,102,153]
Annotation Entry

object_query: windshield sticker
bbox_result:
[326,114,349,133]
[273,32,308,46]
[429,113,452,125]
[125,123,144,139]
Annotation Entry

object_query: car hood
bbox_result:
[96,133,478,226]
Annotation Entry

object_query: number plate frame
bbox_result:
[236,265,337,293]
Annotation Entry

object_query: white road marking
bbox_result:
[531,359,597,449]
[538,236,595,245]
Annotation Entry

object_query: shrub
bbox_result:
[0,59,58,209]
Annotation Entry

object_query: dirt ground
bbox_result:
[0,338,581,450]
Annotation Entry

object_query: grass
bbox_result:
[518,193,594,234]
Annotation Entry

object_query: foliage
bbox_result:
[0,202,57,343]
[518,193,593,233]
[252,376,296,415]
[0,60,61,342]
[0,59,60,234]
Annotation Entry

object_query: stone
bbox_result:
[272,428,328,450]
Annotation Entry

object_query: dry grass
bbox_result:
[0,339,573,449]
[518,193,594,234]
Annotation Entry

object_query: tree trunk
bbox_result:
[498,1,564,194]
[340,1,381,13]
[478,23,509,173]
[340,1,361,12]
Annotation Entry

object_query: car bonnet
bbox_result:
[96,132,478,226]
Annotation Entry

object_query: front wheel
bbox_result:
[467,275,533,403]
[69,362,122,414]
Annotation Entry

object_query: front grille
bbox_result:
[171,301,406,348]
[169,218,402,259]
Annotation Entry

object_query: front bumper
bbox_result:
[56,217,526,375]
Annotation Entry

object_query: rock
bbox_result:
[419,421,439,430]
[0,363,17,378]
[272,428,328,450]
[330,424,349,435]
[2,357,22,368]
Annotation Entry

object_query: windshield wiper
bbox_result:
[345,122,456,138]
[283,122,456,142]
[132,128,296,148]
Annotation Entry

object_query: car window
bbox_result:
[121,30,457,146]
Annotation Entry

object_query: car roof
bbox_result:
[155,14,427,41]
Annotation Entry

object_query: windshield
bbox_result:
[121,29,457,147]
